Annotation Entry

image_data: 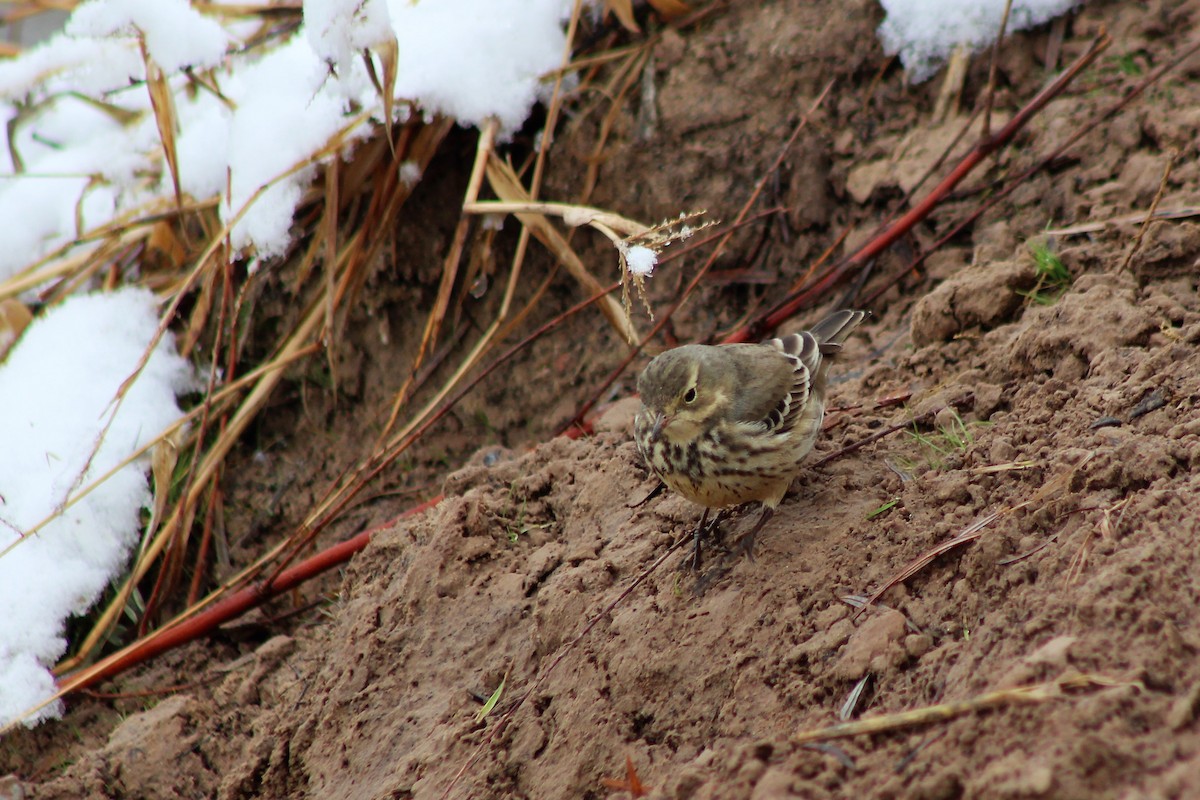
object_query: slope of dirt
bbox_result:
[8,0,1200,798]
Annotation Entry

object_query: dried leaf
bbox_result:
[600,754,649,797]
[147,431,182,545]
[141,44,182,208]
[0,298,33,361]
[370,36,399,154]
[604,0,640,33]
[144,220,187,273]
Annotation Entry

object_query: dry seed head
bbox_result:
[617,210,716,323]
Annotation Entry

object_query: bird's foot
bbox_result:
[682,509,712,571]
[682,508,735,571]
[731,506,775,563]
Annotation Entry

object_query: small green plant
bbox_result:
[502,484,551,543]
[1018,240,1071,305]
[1112,52,1143,76]
[472,409,496,435]
[900,409,986,471]
[867,498,900,520]
[475,670,507,723]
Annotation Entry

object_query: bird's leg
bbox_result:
[733,506,775,562]
[706,507,735,547]
[689,508,712,571]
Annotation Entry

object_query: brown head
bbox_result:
[635,345,736,444]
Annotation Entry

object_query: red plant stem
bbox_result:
[56,496,442,693]
[724,32,1111,343]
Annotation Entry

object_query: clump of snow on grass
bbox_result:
[398,160,423,187]
[878,0,1082,83]
[0,288,194,727]
[305,0,393,66]
[0,0,578,273]
[67,0,229,72]
[624,245,658,276]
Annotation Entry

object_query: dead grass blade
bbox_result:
[475,157,638,342]
[1118,149,1177,273]
[647,0,690,20]
[854,511,1003,620]
[322,154,340,389]
[969,460,1038,474]
[363,36,400,153]
[142,44,183,211]
[387,119,497,443]
[1043,207,1200,236]
[1065,496,1132,585]
[603,0,640,33]
[793,674,1137,744]
[571,42,651,203]
[854,452,1093,618]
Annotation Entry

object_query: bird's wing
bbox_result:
[764,332,820,432]
[715,345,801,431]
[719,340,814,431]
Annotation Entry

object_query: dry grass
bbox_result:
[0,2,684,721]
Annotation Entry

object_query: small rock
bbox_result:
[750,767,794,799]
[0,775,25,800]
[995,635,1077,689]
[905,633,933,659]
[1129,389,1167,420]
[911,258,1034,346]
[834,609,907,680]
[1167,682,1200,730]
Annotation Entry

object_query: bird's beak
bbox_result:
[650,411,672,443]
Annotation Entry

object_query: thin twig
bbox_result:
[982,0,1015,137]
[1118,149,1177,273]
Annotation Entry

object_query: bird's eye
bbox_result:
[683,387,697,404]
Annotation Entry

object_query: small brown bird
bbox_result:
[634,310,867,566]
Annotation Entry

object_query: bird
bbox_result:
[634,309,867,567]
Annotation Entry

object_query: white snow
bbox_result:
[0,288,194,727]
[878,0,1083,83]
[0,0,578,275]
[305,0,393,67]
[624,245,658,276]
[67,0,229,73]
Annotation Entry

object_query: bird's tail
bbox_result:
[810,309,868,354]
[807,309,867,399]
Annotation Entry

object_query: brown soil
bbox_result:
[7,1,1200,798]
